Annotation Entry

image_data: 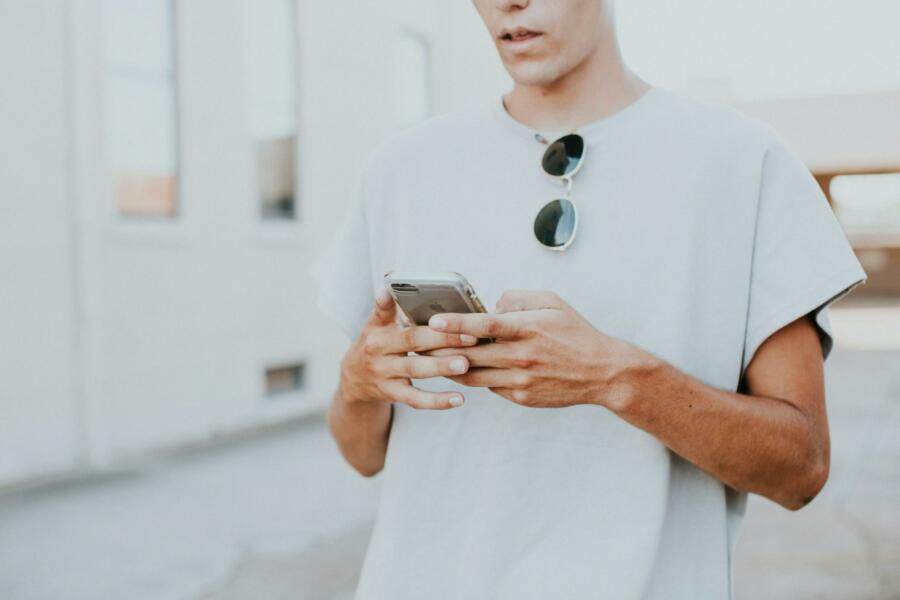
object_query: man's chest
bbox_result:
[367,153,756,380]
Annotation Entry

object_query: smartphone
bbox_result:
[382,271,494,344]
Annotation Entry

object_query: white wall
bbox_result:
[86,0,444,461]
[0,0,456,486]
[0,0,83,484]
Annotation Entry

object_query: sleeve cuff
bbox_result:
[742,264,866,372]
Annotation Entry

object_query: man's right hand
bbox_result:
[339,287,478,410]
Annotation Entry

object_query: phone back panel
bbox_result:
[391,284,475,326]
[383,272,491,343]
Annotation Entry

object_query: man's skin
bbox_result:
[327,0,831,511]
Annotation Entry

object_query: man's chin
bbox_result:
[504,62,563,88]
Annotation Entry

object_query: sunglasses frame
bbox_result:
[534,133,586,252]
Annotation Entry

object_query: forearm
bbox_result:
[607,357,828,510]
[326,370,393,477]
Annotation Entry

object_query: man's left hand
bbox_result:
[421,290,652,410]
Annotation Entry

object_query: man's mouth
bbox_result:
[499,28,543,43]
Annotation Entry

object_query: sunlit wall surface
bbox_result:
[0,0,441,486]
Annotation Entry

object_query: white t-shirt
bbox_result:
[307,85,866,599]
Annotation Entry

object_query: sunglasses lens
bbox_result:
[534,199,577,248]
[541,134,584,177]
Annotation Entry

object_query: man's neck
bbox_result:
[502,42,651,134]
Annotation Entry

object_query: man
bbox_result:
[308,0,867,597]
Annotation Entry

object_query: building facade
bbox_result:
[0,0,510,487]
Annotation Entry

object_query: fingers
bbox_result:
[418,347,464,358]
[379,325,479,354]
[388,381,465,410]
[367,287,397,327]
[447,367,522,388]
[379,354,470,379]
[496,290,564,314]
[419,343,524,369]
[428,312,522,340]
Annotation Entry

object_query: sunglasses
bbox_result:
[534,133,585,251]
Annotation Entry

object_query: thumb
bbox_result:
[367,286,397,327]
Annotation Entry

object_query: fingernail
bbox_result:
[430,316,447,329]
[450,358,467,373]
[460,334,477,344]
[449,395,464,407]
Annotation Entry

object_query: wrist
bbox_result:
[338,358,368,408]
[598,343,665,415]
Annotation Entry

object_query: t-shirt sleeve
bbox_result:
[741,129,867,374]
[306,165,376,342]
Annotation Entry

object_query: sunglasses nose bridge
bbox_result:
[546,174,574,198]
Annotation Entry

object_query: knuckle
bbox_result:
[408,357,429,378]
[403,357,420,378]
[374,380,391,399]
[521,315,541,336]
[512,389,530,404]
[513,372,532,389]
[402,326,417,349]
[402,392,420,409]
[510,349,535,369]
[362,333,381,356]
[367,357,385,379]
[483,319,501,337]
[411,393,432,409]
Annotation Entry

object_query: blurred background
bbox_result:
[0,1,898,598]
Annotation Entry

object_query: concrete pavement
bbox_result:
[0,347,898,599]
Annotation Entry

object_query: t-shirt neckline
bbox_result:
[492,85,664,145]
